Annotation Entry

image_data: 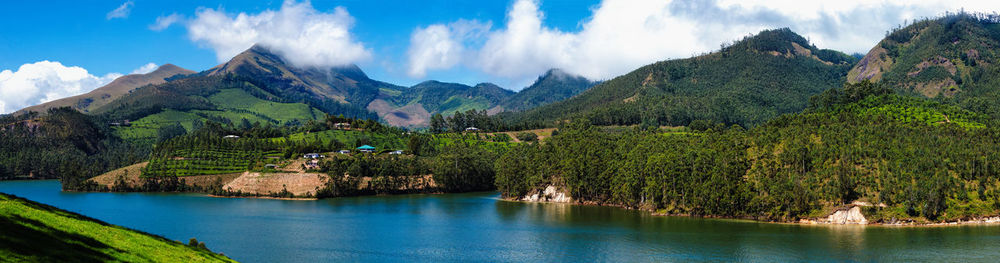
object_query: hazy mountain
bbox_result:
[17,64,195,114]
[500,69,598,112]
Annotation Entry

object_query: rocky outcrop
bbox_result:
[824,206,868,225]
[521,185,572,203]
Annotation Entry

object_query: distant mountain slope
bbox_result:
[847,13,1000,118]
[17,64,194,114]
[510,28,857,128]
[848,13,1000,97]
[204,44,403,106]
[368,81,514,127]
[501,69,598,112]
[369,69,596,128]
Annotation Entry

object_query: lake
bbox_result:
[2,180,1000,262]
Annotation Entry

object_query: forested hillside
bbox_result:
[849,12,1000,119]
[0,108,148,187]
[497,81,1000,223]
[500,69,598,112]
[509,28,856,128]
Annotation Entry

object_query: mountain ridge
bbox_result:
[17,64,195,114]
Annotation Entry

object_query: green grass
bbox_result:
[208,89,320,123]
[436,96,490,114]
[115,110,202,140]
[0,193,233,262]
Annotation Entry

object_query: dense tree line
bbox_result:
[496,82,1000,222]
[0,108,149,189]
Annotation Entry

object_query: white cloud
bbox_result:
[406,20,490,78]
[106,1,134,20]
[149,13,183,31]
[0,62,122,114]
[130,63,158,75]
[406,0,1000,88]
[185,0,370,68]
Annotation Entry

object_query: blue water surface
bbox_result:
[2,180,999,262]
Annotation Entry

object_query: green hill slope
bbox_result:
[510,28,856,128]
[497,81,1000,223]
[0,193,233,262]
[849,13,1000,118]
[17,64,195,114]
[501,69,598,112]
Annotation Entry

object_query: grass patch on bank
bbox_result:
[0,193,233,262]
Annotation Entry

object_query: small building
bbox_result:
[465,127,480,132]
[305,159,320,169]
[303,153,325,159]
[338,150,351,155]
[334,122,351,129]
[224,135,240,139]
[357,145,376,153]
[389,150,404,155]
[264,164,278,169]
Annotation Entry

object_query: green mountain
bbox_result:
[370,70,597,127]
[0,193,233,262]
[17,64,195,114]
[203,44,403,107]
[500,69,598,112]
[369,81,514,127]
[509,28,857,128]
[848,13,1000,118]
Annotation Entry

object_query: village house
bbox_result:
[465,127,480,132]
[303,153,325,159]
[389,150,404,155]
[338,150,351,155]
[357,145,376,153]
[223,135,240,139]
[334,122,351,129]
[305,159,320,169]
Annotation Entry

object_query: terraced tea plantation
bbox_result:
[143,149,261,177]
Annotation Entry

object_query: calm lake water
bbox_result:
[3,180,1000,262]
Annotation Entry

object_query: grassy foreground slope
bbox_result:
[0,193,233,262]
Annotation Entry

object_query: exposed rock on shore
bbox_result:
[824,207,868,224]
[521,185,572,203]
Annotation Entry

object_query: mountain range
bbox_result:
[17,45,597,129]
[15,13,1000,133]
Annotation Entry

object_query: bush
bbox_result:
[515,132,538,142]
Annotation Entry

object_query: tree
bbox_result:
[430,114,446,133]
[157,123,187,142]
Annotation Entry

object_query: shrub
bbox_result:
[515,132,538,142]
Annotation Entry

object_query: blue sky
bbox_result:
[1,0,998,114]
[0,0,598,88]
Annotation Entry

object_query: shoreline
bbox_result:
[206,194,318,201]
[503,197,1000,228]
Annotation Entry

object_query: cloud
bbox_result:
[106,1,134,20]
[149,13,183,31]
[130,63,158,75]
[0,62,122,114]
[184,0,370,68]
[406,20,490,78]
[406,0,1000,88]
